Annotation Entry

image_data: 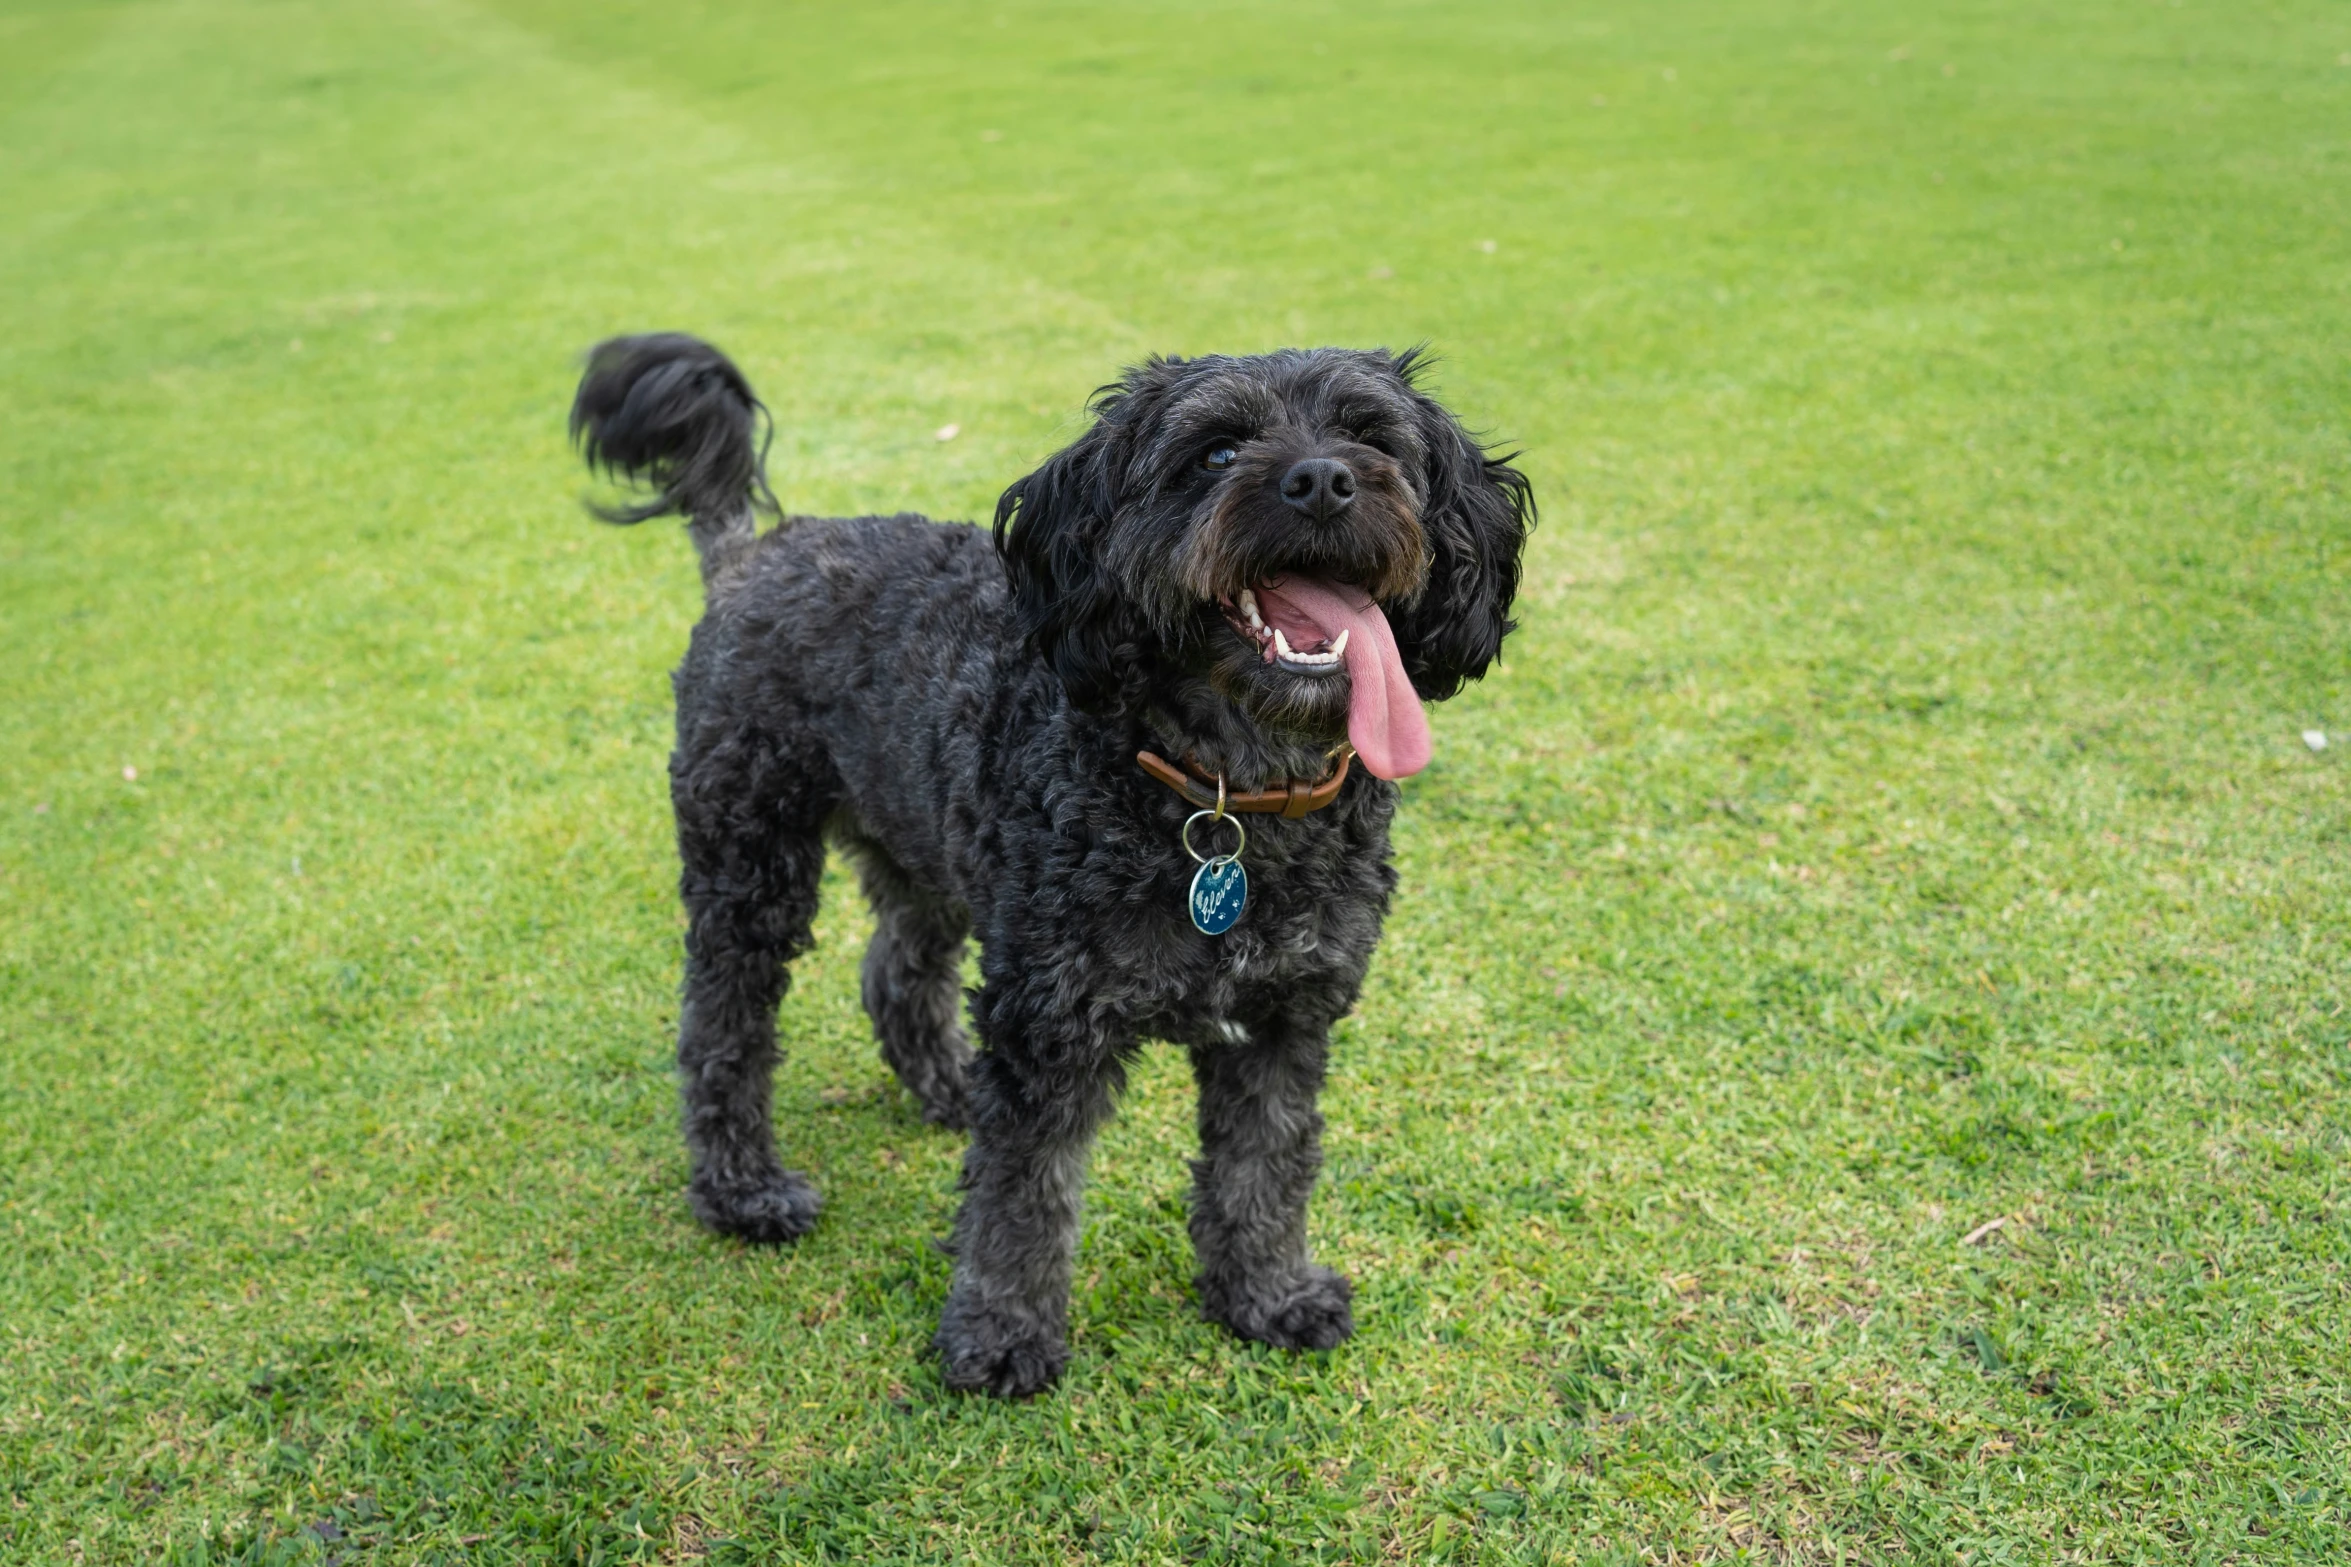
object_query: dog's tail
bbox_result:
[569,333,779,589]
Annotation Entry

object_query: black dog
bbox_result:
[569,335,1530,1396]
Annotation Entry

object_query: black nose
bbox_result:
[1279,457,1357,521]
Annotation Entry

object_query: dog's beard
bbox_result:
[1198,603,1351,740]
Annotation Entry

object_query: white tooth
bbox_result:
[1272,626,1295,660]
[1330,628,1350,660]
[1241,590,1263,628]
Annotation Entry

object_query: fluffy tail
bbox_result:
[569,333,777,588]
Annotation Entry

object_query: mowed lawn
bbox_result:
[4,0,2348,1560]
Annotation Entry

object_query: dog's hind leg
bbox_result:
[671,728,834,1243]
[847,843,974,1129]
[1187,1021,1354,1351]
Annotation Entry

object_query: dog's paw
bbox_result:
[688,1171,822,1244]
[935,1300,1068,1398]
[914,1077,971,1132]
[894,1047,972,1132]
[1204,1266,1355,1351]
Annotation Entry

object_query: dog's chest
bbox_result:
[1085,825,1392,1039]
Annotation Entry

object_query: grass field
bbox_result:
[4,0,2349,1560]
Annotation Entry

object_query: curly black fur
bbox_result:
[571,334,780,585]
[569,334,1531,1397]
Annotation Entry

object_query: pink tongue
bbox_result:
[1254,576,1432,779]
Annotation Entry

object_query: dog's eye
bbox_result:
[1201,445,1238,472]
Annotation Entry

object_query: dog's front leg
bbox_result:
[935,1046,1119,1398]
[1187,1023,1354,1351]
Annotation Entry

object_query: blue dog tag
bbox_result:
[1189,857,1248,935]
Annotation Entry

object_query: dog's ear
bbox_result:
[993,409,1153,714]
[1387,352,1535,700]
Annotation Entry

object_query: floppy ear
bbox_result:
[993,413,1153,714]
[1388,362,1535,701]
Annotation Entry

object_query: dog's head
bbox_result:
[993,348,1532,778]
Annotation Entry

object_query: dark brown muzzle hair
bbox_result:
[1178,437,1430,606]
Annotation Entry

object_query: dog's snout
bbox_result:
[1279,457,1357,521]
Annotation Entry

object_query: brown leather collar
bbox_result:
[1136,746,1353,819]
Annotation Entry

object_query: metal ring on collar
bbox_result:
[1181,809,1246,866]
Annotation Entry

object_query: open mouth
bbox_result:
[1213,575,1433,781]
[1225,588,1349,674]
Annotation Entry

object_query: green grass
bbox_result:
[3,0,2348,1560]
